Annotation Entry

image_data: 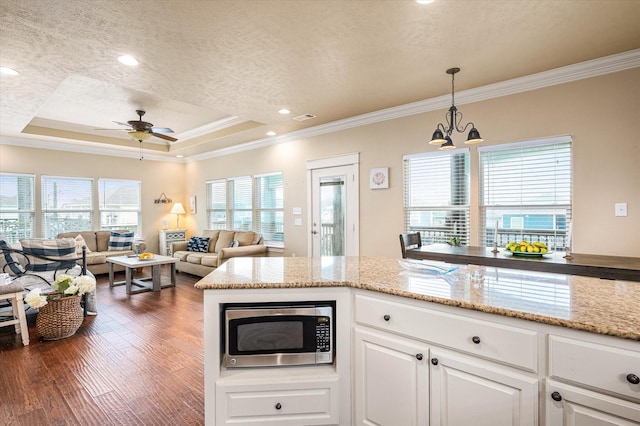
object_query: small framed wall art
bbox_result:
[189,195,197,214]
[369,167,389,189]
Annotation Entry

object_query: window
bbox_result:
[0,173,35,243]
[98,179,141,234]
[207,172,284,244]
[230,176,252,231]
[255,173,284,244]
[479,136,572,250]
[41,176,93,238]
[403,148,470,245]
[206,179,227,230]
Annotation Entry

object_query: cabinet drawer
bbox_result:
[217,382,337,425]
[354,293,538,372]
[549,335,640,401]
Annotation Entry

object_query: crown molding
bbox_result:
[190,49,640,161]
[4,49,639,163]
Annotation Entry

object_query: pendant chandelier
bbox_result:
[429,67,483,150]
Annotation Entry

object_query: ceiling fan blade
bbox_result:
[151,132,177,142]
[95,127,132,131]
[113,121,130,126]
[151,127,174,134]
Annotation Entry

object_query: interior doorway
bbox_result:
[307,154,359,257]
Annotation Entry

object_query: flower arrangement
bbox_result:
[24,273,96,309]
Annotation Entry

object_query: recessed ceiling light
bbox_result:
[266,131,276,136]
[416,0,434,3]
[176,154,184,158]
[0,67,19,76]
[118,55,139,66]
[278,108,290,115]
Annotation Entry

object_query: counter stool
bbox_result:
[0,283,30,345]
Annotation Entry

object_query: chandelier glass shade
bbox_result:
[429,67,483,150]
[128,130,152,142]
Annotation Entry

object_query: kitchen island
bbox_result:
[196,257,640,425]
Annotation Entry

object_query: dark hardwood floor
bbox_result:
[0,267,205,425]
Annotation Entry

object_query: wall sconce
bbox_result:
[154,193,172,204]
[170,202,186,229]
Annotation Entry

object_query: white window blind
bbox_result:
[230,176,252,231]
[479,137,572,250]
[403,148,470,245]
[254,172,284,245]
[98,179,141,234]
[41,176,93,238]
[0,173,35,242]
[206,179,227,230]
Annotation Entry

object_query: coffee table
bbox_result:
[107,254,177,294]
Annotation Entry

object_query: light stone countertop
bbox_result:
[194,256,640,341]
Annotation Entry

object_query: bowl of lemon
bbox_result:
[138,252,155,260]
[504,241,552,257]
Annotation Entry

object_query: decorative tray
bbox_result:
[398,259,459,275]
[505,249,553,257]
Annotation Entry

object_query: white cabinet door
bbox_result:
[354,327,429,426]
[546,381,640,426]
[430,348,538,426]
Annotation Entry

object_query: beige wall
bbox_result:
[0,145,185,253]
[2,68,639,258]
[187,68,640,257]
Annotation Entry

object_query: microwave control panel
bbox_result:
[316,317,331,352]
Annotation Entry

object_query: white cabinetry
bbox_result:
[158,229,186,256]
[203,288,351,426]
[353,291,539,426]
[430,348,538,426]
[546,335,640,425]
[353,327,429,425]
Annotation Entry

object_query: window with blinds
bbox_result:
[0,173,35,243]
[479,136,572,250]
[207,173,284,244]
[254,172,284,244]
[98,179,141,234]
[403,148,470,245]
[206,179,227,230]
[41,176,93,238]
[230,176,253,231]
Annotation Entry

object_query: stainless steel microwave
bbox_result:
[222,302,334,368]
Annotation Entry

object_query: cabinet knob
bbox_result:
[383,314,390,321]
[551,391,562,402]
[627,373,640,385]
[416,353,423,361]
[431,358,438,366]
[472,336,481,344]
[275,402,282,410]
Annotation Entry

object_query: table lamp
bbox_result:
[170,202,186,229]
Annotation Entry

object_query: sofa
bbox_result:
[0,237,98,314]
[171,229,267,277]
[56,230,146,275]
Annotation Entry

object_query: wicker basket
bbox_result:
[36,295,83,340]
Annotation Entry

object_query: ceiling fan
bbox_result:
[99,109,178,142]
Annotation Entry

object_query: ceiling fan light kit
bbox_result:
[429,67,484,150]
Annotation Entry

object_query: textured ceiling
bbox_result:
[1,0,640,159]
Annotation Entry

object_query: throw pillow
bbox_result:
[74,234,92,254]
[0,236,25,275]
[19,238,77,272]
[187,236,210,253]
[229,239,239,248]
[108,231,134,251]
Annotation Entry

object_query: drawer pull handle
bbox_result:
[275,403,282,410]
[551,391,562,402]
[383,314,390,321]
[627,374,640,385]
[431,358,438,366]
[472,336,481,344]
[416,353,423,361]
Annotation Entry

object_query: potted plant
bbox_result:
[24,274,96,340]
